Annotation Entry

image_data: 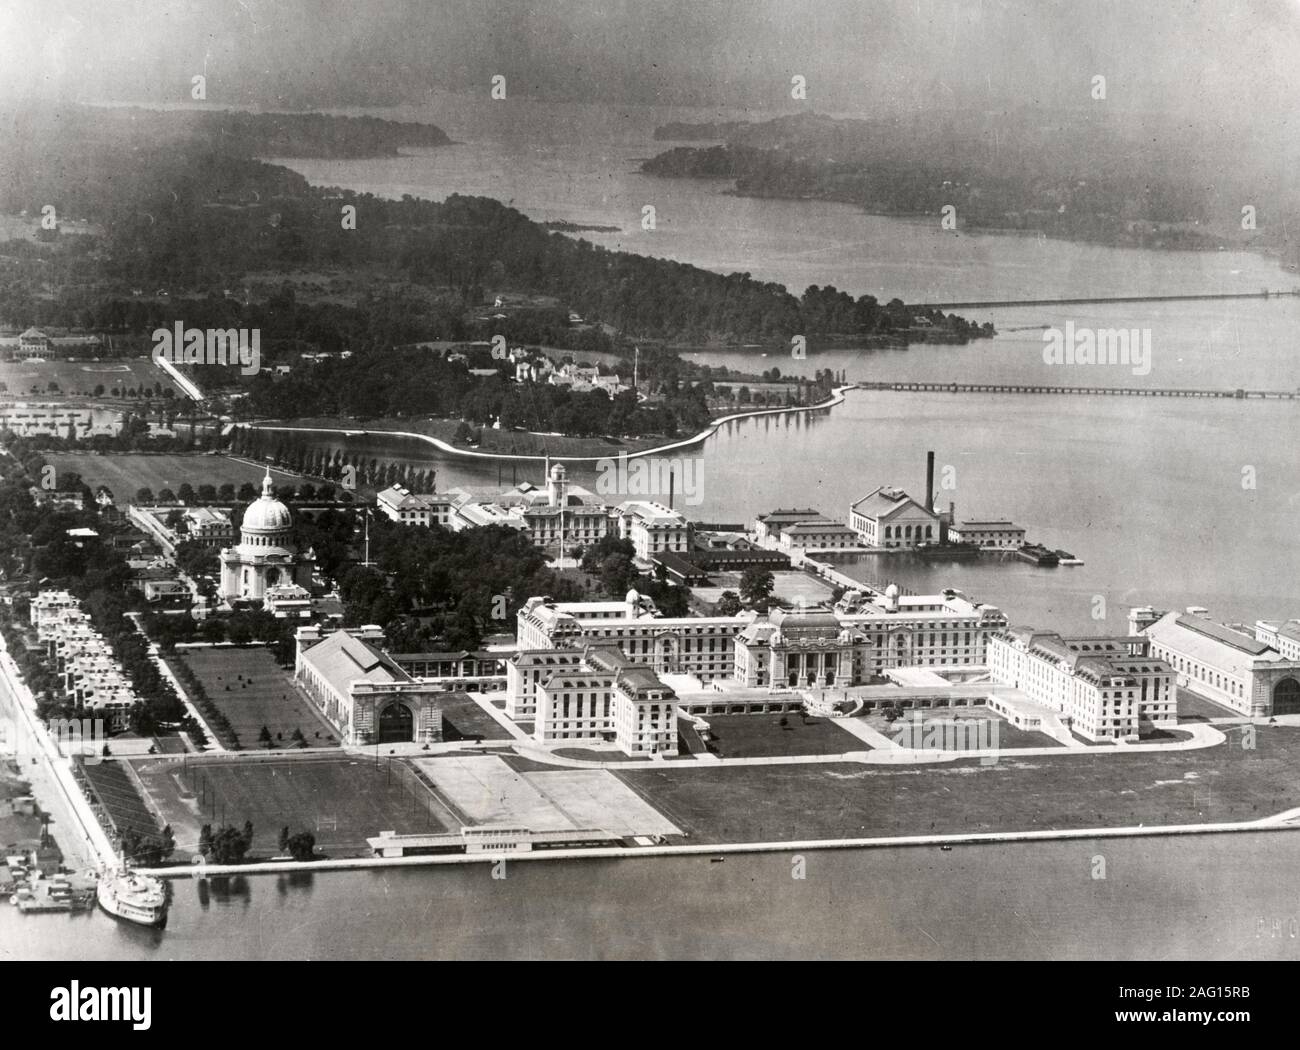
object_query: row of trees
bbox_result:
[235,428,435,494]
[196,822,317,864]
[167,654,243,749]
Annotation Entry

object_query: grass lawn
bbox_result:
[45,452,303,500]
[130,755,453,860]
[552,747,652,763]
[439,692,514,741]
[615,723,1300,844]
[868,707,1064,750]
[702,713,861,758]
[176,646,339,750]
[1177,689,1245,722]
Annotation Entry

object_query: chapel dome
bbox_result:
[242,472,292,532]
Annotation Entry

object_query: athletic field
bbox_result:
[44,453,301,499]
[131,754,454,859]
[0,358,178,399]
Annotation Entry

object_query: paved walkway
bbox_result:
[128,613,224,751]
[137,803,1300,879]
[466,693,531,741]
[833,718,899,750]
[507,719,1227,771]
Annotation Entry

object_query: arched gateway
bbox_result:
[377,702,414,743]
[1273,677,1300,716]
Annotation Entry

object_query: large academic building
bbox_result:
[527,644,679,755]
[512,585,1007,703]
[517,591,754,682]
[987,628,1176,741]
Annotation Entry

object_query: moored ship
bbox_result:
[96,869,168,928]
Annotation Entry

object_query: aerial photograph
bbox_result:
[0,0,1297,1010]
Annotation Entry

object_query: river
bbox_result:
[13,96,1300,959]
[4,834,1300,960]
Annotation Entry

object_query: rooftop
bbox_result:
[1174,614,1271,655]
[300,630,411,694]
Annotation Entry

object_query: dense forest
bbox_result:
[0,104,992,356]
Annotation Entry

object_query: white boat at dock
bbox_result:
[96,869,169,928]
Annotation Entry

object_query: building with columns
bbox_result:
[517,590,750,682]
[219,472,314,602]
[513,585,1006,701]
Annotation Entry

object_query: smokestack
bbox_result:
[925,451,935,511]
[668,469,675,511]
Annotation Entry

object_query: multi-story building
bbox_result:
[529,645,678,755]
[613,501,691,560]
[506,650,588,719]
[1254,619,1300,662]
[497,464,611,551]
[376,484,450,528]
[180,507,234,548]
[448,498,529,533]
[516,585,1005,699]
[947,520,1027,549]
[30,591,138,731]
[847,487,939,548]
[263,583,313,619]
[731,586,1008,689]
[517,591,749,681]
[988,628,1176,741]
[0,328,105,362]
[775,519,861,551]
[753,509,827,544]
[1133,606,1300,717]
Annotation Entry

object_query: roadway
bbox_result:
[0,635,116,872]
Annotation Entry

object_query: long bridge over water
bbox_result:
[914,289,1300,310]
[858,381,1300,400]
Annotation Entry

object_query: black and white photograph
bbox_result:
[0,0,1297,1005]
